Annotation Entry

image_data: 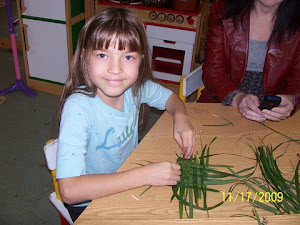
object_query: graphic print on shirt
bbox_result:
[96,110,138,150]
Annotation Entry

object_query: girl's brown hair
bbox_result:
[57,7,153,130]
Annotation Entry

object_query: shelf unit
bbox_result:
[16,0,94,95]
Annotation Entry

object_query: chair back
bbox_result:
[44,139,73,224]
[179,65,204,102]
[44,139,61,200]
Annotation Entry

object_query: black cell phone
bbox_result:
[259,95,282,110]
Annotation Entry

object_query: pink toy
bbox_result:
[0,0,36,97]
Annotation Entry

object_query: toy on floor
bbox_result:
[0,0,36,97]
[0,95,6,104]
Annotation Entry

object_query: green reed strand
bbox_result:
[259,122,300,145]
[172,138,255,218]
[202,114,234,126]
[253,207,262,225]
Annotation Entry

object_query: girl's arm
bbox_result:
[58,161,181,205]
[165,94,195,159]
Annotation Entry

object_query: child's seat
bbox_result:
[178,65,204,102]
[44,139,73,225]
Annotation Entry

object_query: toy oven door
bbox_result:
[146,25,195,83]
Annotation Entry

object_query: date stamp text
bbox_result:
[222,191,283,203]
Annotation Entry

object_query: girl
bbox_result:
[198,0,300,122]
[56,7,195,221]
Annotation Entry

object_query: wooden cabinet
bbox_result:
[17,0,88,95]
[22,18,69,84]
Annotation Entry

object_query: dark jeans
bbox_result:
[64,203,87,222]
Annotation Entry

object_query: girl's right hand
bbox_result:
[142,161,181,186]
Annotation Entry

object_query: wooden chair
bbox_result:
[44,139,73,225]
[178,65,204,102]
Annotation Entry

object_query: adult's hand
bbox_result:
[231,92,266,122]
[261,95,294,121]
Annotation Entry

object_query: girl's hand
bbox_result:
[173,113,195,159]
[261,95,294,121]
[232,93,266,122]
[165,94,195,159]
[142,161,181,186]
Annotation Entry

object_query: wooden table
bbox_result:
[75,103,300,224]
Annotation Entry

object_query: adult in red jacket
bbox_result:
[198,0,300,122]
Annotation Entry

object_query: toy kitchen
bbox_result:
[96,0,212,84]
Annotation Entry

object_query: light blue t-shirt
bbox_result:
[56,80,172,180]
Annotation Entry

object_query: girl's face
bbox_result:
[88,40,142,108]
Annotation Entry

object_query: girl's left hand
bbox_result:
[261,95,294,121]
[173,113,195,159]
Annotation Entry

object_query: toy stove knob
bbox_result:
[187,16,194,25]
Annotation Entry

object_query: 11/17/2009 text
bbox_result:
[222,192,283,203]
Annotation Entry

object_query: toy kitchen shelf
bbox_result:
[16,0,94,95]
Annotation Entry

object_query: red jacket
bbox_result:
[198,0,300,112]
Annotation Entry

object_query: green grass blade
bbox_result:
[139,185,152,196]
[230,214,256,220]
[253,207,262,225]
[202,123,232,126]
[295,160,300,204]
[179,186,184,218]
[189,187,193,218]
[259,122,300,145]
[249,197,280,214]
[171,185,178,201]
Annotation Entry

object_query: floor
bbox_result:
[0,2,164,224]
[1,2,61,224]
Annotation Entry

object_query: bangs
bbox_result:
[87,21,142,53]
